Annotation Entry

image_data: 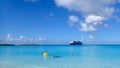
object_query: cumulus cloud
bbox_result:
[80,37,84,42]
[55,0,116,15]
[103,23,112,28]
[38,37,46,41]
[46,12,54,18]
[20,36,24,39]
[55,0,119,32]
[89,35,95,40]
[68,15,79,26]
[18,36,46,43]
[18,35,29,42]
[79,15,105,32]
[80,22,96,32]
[3,34,46,44]
[85,15,105,24]
[6,34,13,41]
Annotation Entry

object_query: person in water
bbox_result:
[43,50,61,58]
[53,56,60,58]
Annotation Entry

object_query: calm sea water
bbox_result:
[0,44,120,68]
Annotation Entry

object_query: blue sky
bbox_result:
[0,0,120,44]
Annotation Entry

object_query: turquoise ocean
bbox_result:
[0,44,120,68]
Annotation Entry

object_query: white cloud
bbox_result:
[80,37,84,42]
[80,23,96,32]
[46,12,54,18]
[103,23,112,28]
[38,37,46,41]
[18,35,29,42]
[85,15,105,24]
[68,15,79,26]
[55,0,118,32]
[98,7,115,18]
[3,34,47,44]
[79,15,105,32]
[20,36,24,39]
[89,35,95,40]
[55,0,116,15]
[6,34,13,41]
[13,35,29,43]
[17,36,46,43]
[104,24,109,27]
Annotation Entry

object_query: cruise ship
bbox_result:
[70,41,82,45]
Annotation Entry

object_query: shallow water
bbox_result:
[0,44,120,68]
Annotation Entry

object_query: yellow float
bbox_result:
[43,52,48,56]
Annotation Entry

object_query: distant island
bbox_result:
[0,44,15,46]
[0,44,37,46]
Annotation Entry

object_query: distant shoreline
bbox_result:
[0,44,120,46]
[0,44,15,46]
[0,44,37,46]
[0,44,69,46]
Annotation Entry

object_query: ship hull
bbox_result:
[70,41,82,45]
[70,43,82,45]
